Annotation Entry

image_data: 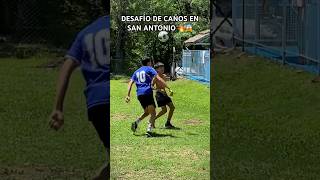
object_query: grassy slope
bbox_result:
[212,52,320,179]
[0,57,105,178]
[110,79,210,180]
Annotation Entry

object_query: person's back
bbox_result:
[66,16,110,108]
[50,15,110,179]
[132,66,157,96]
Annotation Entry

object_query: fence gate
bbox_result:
[233,0,320,74]
[182,50,210,83]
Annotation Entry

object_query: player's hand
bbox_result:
[49,110,64,131]
[125,96,130,103]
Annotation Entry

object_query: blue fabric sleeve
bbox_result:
[131,72,137,82]
[148,67,157,78]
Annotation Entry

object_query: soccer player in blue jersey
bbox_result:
[49,3,109,179]
[126,57,172,137]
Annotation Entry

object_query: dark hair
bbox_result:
[102,0,110,15]
[141,57,152,66]
[154,62,164,69]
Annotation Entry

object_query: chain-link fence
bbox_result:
[233,0,320,74]
[181,50,210,83]
[0,0,105,57]
[2,0,61,46]
[2,0,46,44]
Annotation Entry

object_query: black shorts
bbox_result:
[137,93,156,109]
[88,103,109,150]
[155,91,172,107]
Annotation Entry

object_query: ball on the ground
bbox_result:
[158,31,169,42]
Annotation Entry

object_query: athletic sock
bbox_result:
[147,123,152,132]
[135,119,141,124]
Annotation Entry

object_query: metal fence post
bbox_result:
[282,3,287,65]
[242,0,245,52]
[254,0,257,53]
[318,2,320,75]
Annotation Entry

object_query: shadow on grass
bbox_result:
[159,127,199,136]
[184,132,198,136]
[158,127,182,130]
[133,132,177,138]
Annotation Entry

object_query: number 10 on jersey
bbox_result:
[136,71,146,83]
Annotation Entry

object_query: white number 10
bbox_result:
[84,29,110,68]
[136,71,146,83]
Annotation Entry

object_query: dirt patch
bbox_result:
[179,149,200,161]
[311,76,320,83]
[35,58,64,69]
[111,113,132,121]
[0,165,90,180]
[120,79,130,83]
[183,119,203,126]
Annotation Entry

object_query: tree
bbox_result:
[111,0,209,75]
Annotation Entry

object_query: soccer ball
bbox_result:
[158,31,169,42]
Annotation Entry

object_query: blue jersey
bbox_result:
[66,16,110,109]
[131,66,157,96]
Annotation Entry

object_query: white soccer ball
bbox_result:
[158,31,169,42]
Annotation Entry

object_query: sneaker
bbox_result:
[146,131,153,138]
[131,121,138,132]
[165,122,176,129]
[93,163,109,180]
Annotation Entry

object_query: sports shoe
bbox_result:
[146,131,153,138]
[92,163,109,180]
[165,122,176,129]
[131,121,138,132]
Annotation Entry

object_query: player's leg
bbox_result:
[146,104,156,136]
[155,106,167,120]
[139,108,149,120]
[132,95,151,132]
[167,102,175,122]
[88,103,109,179]
[131,108,149,132]
[88,103,109,149]
[154,91,167,121]
[165,102,176,129]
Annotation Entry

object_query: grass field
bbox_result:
[110,79,210,179]
[0,56,210,179]
[0,56,105,179]
[213,51,320,179]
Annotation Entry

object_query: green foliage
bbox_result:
[111,0,209,74]
[1,0,105,48]
[39,0,105,47]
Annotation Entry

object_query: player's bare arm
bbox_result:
[126,79,134,103]
[151,77,157,89]
[152,75,162,90]
[154,74,173,95]
[50,58,79,130]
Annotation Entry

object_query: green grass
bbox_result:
[213,52,320,179]
[0,57,105,179]
[110,79,210,179]
[0,56,210,179]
